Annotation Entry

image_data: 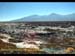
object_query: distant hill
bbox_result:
[11,13,75,22]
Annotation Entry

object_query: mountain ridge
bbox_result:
[11,13,75,22]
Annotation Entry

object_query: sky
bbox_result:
[0,2,75,21]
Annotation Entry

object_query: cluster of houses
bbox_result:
[0,22,75,54]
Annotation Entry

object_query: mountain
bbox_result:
[11,13,75,22]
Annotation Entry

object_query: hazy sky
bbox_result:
[0,2,75,21]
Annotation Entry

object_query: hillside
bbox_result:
[0,39,16,49]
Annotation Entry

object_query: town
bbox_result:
[0,22,75,54]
